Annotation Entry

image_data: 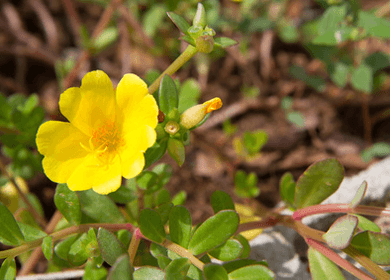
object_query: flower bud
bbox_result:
[180,97,222,129]
[164,121,180,135]
[196,35,215,53]
[193,3,207,28]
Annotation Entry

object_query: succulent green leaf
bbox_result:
[54,184,81,225]
[167,12,191,36]
[172,190,187,206]
[279,172,296,208]
[157,255,171,270]
[351,231,390,265]
[178,79,201,113]
[108,254,133,280]
[318,4,347,36]
[211,190,235,214]
[308,247,345,280]
[93,26,119,53]
[108,183,138,204]
[351,63,373,93]
[84,261,107,280]
[188,210,239,255]
[357,11,390,38]
[294,158,344,209]
[203,263,228,280]
[223,259,267,274]
[156,202,173,225]
[133,267,164,280]
[349,181,367,208]
[139,208,166,243]
[54,235,79,262]
[233,234,250,259]
[68,233,90,265]
[79,190,125,223]
[361,142,390,162]
[0,257,16,280]
[214,37,237,48]
[352,214,381,232]
[136,171,158,190]
[208,239,243,261]
[17,222,46,242]
[323,215,358,250]
[159,75,179,115]
[144,137,169,168]
[227,264,275,280]
[167,138,185,166]
[165,257,191,280]
[150,243,168,258]
[0,202,24,246]
[42,235,53,261]
[169,206,192,248]
[329,61,350,87]
[97,227,127,266]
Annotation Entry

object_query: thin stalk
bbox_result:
[128,228,142,265]
[0,223,133,259]
[343,246,390,280]
[293,204,390,221]
[306,238,374,280]
[148,45,198,95]
[161,239,204,270]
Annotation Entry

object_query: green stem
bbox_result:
[148,45,198,95]
[306,238,374,280]
[0,223,133,259]
[162,239,204,270]
[292,204,390,221]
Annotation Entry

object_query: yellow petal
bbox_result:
[120,152,145,179]
[42,156,85,183]
[59,70,116,136]
[67,153,122,194]
[116,73,149,114]
[36,121,89,161]
[204,97,222,113]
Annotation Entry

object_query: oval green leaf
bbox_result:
[42,235,53,261]
[188,210,239,255]
[167,12,191,36]
[203,263,228,280]
[54,183,81,225]
[167,138,185,167]
[208,239,243,261]
[79,190,125,223]
[294,158,344,209]
[210,190,235,214]
[159,74,178,115]
[108,254,133,280]
[97,227,127,266]
[279,172,296,208]
[228,264,275,280]
[0,202,24,246]
[165,257,191,280]
[308,247,345,280]
[133,267,164,280]
[234,234,250,259]
[169,206,192,249]
[323,215,358,250]
[139,208,166,243]
[349,181,367,208]
[0,258,16,280]
[352,214,381,232]
[350,231,390,265]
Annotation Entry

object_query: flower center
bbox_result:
[91,121,122,152]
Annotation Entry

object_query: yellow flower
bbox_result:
[180,97,222,129]
[36,70,158,194]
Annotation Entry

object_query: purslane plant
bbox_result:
[1,3,390,280]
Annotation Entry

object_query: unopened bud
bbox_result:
[180,97,222,129]
[164,121,180,135]
[196,35,214,53]
[193,3,207,28]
